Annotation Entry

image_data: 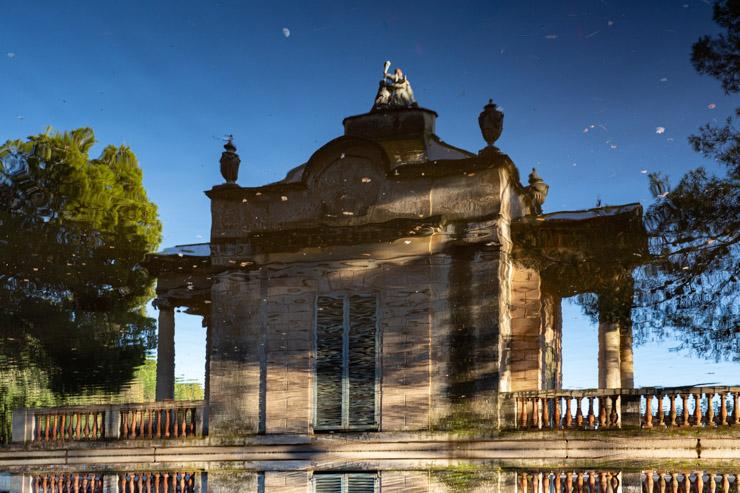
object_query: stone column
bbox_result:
[598,319,621,389]
[156,300,176,401]
[620,321,635,388]
[597,278,633,390]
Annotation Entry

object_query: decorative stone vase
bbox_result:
[478,99,504,146]
[219,139,240,184]
[528,168,549,209]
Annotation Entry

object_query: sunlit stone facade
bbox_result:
[150,102,646,438]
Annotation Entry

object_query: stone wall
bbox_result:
[207,243,504,435]
[507,265,561,392]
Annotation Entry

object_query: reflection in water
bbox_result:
[0,3,738,490]
[0,129,161,443]
[0,469,737,493]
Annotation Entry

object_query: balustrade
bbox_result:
[118,472,198,493]
[642,472,737,493]
[119,403,201,440]
[508,386,739,431]
[31,473,103,493]
[12,401,206,443]
[32,408,106,442]
[517,471,621,493]
[641,388,739,429]
[516,471,737,493]
[512,391,622,430]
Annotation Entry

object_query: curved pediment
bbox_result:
[301,137,390,218]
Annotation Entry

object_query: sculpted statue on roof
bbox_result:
[373,60,417,110]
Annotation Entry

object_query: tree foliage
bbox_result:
[635,0,739,361]
[0,127,162,393]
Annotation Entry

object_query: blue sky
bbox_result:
[2,1,737,386]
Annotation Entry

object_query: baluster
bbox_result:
[138,472,144,493]
[73,473,79,493]
[565,398,573,429]
[694,393,703,427]
[683,472,691,493]
[543,473,551,493]
[734,392,740,425]
[720,474,729,493]
[181,409,187,437]
[165,409,171,438]
[180,473,186,493]
[682,394,690,427]
[517,399,524,428]
[575,472,583,493]
[576,398,584,428]
[163,473,170,493]
[610,396,619,427]
[709,474,716,493]
[81,475,88,493]
[645,394,654,428]
[671,473,679,493]
[121,411,128,439]
[44,414,50,441]
[520,473,529,493]
[173,409,180,438]
[190,408,197,436]
[587,397,595,429]
[645,471,654,493]
[147,409,153,438]
[610,473,620,493]
[85,412,92,439]
[59,414,66,441]
[719,393,728,426]
[707,392,716,427]
[696,472,704,493]
[93,412,99,439]
[543,399,551,429]
[532,399,540,429]
[555,397,562,429]
[657,394,666,427]
[670,394,678,427]
[555,472,562,493]
[598,397,607,429]
[128,473,134,493]
[565,472,573,493]
[155,473,160,493]
[587,471,596,493]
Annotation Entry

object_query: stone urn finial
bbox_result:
[219,135,240,184]
[478,99,504,147]
[527,168,549,210]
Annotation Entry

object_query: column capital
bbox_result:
[153,297,175,311]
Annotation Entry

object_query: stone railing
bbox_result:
[516,471,622,493]
[504,386,740,430]
[515,471,738,493]
[29,473,103,492]
[119,401,204,440]
[641,387,740,428]
[642,471,738,493]
[11,401,206,444]
[24,472,203,493]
